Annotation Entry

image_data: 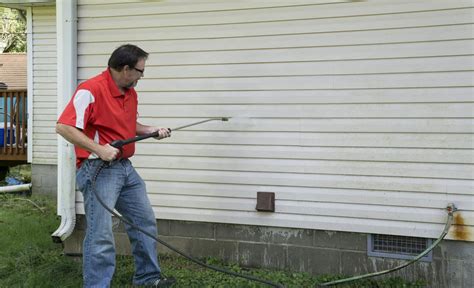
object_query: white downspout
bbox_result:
[51,0,77,243]
[26,6,33,164]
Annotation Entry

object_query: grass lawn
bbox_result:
[0,194,425,288]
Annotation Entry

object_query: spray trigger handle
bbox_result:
[110,139,125,149]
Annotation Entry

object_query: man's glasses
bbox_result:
[133,67,144,75]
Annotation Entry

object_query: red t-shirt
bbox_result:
[57,69,138,168]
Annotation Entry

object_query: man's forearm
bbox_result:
[136,122,154,136]
[56,123,119,162]
[56,123,102,155]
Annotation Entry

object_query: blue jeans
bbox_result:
[76,159,161,288]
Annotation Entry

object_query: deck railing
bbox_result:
[0,89,27,162]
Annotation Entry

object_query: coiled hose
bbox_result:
[91,160,284,288]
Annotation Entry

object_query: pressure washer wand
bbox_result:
[110,117,229,148]
[96,115,285,287]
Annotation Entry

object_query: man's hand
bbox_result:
[152,127,171,140]
[136,122,171,140]
[56,123,121,161]
[97,144,120,161]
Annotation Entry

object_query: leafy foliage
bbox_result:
[0,8,27,53]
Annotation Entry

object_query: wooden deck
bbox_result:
[0,90,27,164]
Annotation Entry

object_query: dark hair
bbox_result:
[107,44,149,71]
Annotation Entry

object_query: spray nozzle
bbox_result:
[446,203,458,215]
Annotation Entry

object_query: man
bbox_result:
[56,44,175,287]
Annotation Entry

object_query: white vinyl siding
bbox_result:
[75,0,474,241]
[31,5,57,164]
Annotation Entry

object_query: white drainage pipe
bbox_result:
[0,183,32,193]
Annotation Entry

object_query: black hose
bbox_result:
[91,160,284,288]
[318,203,456,287]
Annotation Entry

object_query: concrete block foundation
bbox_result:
[31,164,57,195]
[63,215,473,288]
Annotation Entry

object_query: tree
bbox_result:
[0,7,26,53]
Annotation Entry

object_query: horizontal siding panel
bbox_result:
[33,70,57,77]
[146,195,474,225]
[33,57,56,65]
[34,77,56,83]
[33,134,56,140]
[34,127,56,134]
[136,168,472,195]
[78,0,345,11]
[32,15,55,21]
[33,87,56,92]
[77,0,473,20]
[136,88,474,104]
[33,83,56,90]
[33,51,57,58]
[78,55,474,79]
[32,19,55,27]
[32,156,57,164]
[33,139,57,146]
[33,38,56,45]
[33,90,56,96]
[33,106,55,113]
[32,25,56,34]
[32,33,56,40]
[34,120,57,127]
[145,181,474,212]
[78,40,474,66]
[33,100,56,106]
[128,72,474,91]
[140,118,474,133]
[33,45,57,52]
[33,146,57,153]
[78,23,473,44]
[33,102,56,109]
[157,131,473,149]
[34,114,57,121]
[77,7,474,32]
[136,143,474,164]
[139,103,473,118]
[33,108,56,115]
[33,64,56,71]
[132,155,473,180]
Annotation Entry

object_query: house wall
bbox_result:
[31,5,57,165]
[29,5,57,194]
[56,0,473,286]
[75,0,473,241]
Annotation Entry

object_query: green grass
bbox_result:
[0,194,426,288]
[0,194,80,288]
